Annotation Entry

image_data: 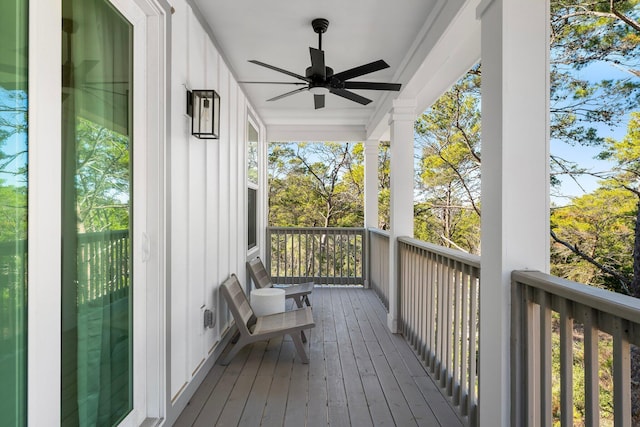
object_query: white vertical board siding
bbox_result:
[217,65,231,332]
[186,9,207,376]
[204,39,220,352]
[237,90,247,288]
[168,0,260,403]
[229,82,239,286]
[169,4,190,399]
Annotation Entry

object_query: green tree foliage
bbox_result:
[597,112,640,295]
[268,141,392,229]
[377,141,391,230]
[550,0,640,184]
[74,117,130,232]
[268,142,364,227]
[414,66,481,254]
[551,186,636,292]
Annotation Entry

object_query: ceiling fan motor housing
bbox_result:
[311,18,329,34]
[306,66,333,80]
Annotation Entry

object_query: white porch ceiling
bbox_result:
[190,0,480,140]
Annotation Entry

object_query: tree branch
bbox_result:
[550,229,632,293]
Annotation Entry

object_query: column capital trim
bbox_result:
[389,99,417,125]
[364,139,379,155]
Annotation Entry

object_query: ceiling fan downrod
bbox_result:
[312,18,329,51]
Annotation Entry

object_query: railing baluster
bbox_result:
[468,267,478,422]
[442,257,451,389]
[461,263,470,413]
[582,306,600,425]
[411,244,417,346]
[613,316,631,427]
[429,250,436,371]
[419,247,426,361]
[437,254,444,382]
[452,261,461,405]
[559,298,573,427]
[538,289,553,427]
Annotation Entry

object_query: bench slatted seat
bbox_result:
[219,274,315,365]
[247,257,314,308]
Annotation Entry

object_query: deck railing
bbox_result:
[368,228,390,309]
[511,270,640,426]
[76,230,131,304]
[0,239,27,348]
[266,227,365,285]
[0,230,130,348]
[398,237,480,426]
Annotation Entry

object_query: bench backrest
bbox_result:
[220,274,256,336]
[247,257,273,289]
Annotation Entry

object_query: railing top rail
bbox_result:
[398,236,481,269]
[513,270,640,324]
[267,226,366,233]
[367,227,390,238]
[78,230,129,241]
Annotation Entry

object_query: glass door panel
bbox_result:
[0,0,28,426]
[61,0,133,425]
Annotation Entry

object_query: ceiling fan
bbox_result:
[244,18,402,109]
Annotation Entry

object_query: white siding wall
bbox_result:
[167,0,262,415]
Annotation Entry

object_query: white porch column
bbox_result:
[364,139,379,229]
[387,99,416,333]
[477,0,549,425]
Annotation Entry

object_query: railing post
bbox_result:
[510,280,528,427]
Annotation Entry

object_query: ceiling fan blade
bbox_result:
[309,47,326,79]
[332,60,390,82]
[248,60,311,82]
[344,82,402,91]
[239,81,307,85]
[314,94,325,109]
[329,88,372,105]
[266,87,308,102]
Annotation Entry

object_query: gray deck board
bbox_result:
[172,287,463,427]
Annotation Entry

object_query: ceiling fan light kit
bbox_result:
[246,18,401,110]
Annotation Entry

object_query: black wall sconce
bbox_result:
[186,89,220,139]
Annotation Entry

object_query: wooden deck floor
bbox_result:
[173,287,463,427]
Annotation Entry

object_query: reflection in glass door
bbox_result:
[0,0,28,426]
[61,0,133,425]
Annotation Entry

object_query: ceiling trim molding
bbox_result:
[267,124,366,142]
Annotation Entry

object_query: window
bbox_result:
[0,0,28,424]
[61,0,134,424]
[248,188,257,249]
[247,120,259,250]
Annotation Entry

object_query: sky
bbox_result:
[549,60,636,205]
[0,88,28,187]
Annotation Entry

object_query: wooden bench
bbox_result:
[247,256,314,308]
[219,274,315,365]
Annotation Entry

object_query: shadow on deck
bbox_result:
[173,287,463,426]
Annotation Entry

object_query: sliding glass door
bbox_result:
[61,0,133,425]
[0,1,28,426]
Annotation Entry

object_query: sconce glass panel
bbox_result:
[190,89,220,139]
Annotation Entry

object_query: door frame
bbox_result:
[27,0,170,424]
